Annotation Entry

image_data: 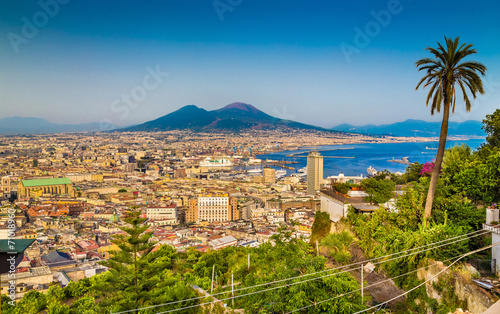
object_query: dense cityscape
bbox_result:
[0,130,405,296]
[1,121,500,313]
[2,1,500,313]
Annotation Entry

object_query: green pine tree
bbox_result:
[97,210,198,313]
[99,210,155,312]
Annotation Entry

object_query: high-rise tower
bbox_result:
[307,151,323,195]
[263,167,276,184]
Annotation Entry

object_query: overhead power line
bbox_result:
[286,242,497,314]
[352,240,500,314]
[113,228,488,314]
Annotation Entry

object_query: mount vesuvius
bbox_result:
[121,103,331,132]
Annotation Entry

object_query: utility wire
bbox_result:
[352,241,500,314]
[286,251,475,313]
[287,241,500,313]
[114,229,487,314]
[113,229,488,314]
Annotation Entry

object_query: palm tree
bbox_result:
[416,37,486,222]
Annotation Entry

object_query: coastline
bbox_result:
[275,135,484,155]
[257,138,486,176]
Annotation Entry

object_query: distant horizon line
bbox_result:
[0,114,482,129]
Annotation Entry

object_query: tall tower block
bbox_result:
[307,151,323,195]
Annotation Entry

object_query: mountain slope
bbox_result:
[0,117,120,135]
[331,119,484,137]
[124,105,216,131]
[122,102,329,132]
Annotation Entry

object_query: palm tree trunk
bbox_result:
[423,98,451,222]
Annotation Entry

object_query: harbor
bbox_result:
[285,147,354,157]
[257,139,485,177]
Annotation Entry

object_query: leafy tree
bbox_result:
[70,295,100,314]
[441,146,500,204]
[482,109,500,148]
[432,194,485,231]
[234,228,364,313]
[372,169,403,184]
[321,231,354,264]
[118,188,127,193]
[394,183,426,230]
[347,207,470,293]
[176,246,202,273]
[46,284,69,314]
[360,178,395,204]
[65,277,94,298]
[47,303,71,314]
[402,162,423,183]
[47,284,65,301]
[310,211,332,244]
[179,226,366,313]
[0,295,15,313]
[13,290,47,314]
[442,144,472,175]
[332,182,351,194]
[478,148,500,203]
[416,36,486,222]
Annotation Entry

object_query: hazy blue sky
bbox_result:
[1,0,499,128]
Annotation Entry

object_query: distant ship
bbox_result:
[200,157,233,167]
[387,157,410,165]
[297,167,307,177]
[426,146,438,150]
[248,158,262,164]
[248,167,263,173]
[275,169,287,178]
[367,166,378,177]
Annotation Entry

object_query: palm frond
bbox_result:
[416,37,486,116]
[457,81,472,112]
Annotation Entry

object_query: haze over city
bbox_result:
[1,0,500,128]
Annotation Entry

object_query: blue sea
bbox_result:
[256,139,486,177]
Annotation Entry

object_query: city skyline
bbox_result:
[1,0,500,128]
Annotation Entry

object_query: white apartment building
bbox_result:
[146,204,178,224]
[198,196,230,222]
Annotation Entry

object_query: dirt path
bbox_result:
[321,243,407,308]
[348,244,407,307]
